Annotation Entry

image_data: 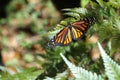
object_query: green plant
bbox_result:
[44,42,120,80]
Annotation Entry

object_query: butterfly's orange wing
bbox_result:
[71,17,96,40]
[55,27,72,46]
[47,25,72,47]
[71,26,84,41]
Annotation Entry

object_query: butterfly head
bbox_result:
[84,17,96,25]
[47,38,55,48]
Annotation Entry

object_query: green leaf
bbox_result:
[60,53,103,80]
[62,8,88,16]
[54,71,69,80]
[1,67,43,80]
[63,12,80,20]
[96,0,107,8]
[98,42,120,80]
[43,77,54,80]
[97,19,113,42]
[81,0,90,7]
[107,0,120,8]
[43,70,69,80]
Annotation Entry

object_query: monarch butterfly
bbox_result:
[47,17,96,47]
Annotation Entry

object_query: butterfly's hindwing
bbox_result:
[71,27,83,40]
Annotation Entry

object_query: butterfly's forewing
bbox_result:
[47,25,72,47]
[55,27,72,46]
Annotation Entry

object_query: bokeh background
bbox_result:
[0,0,120,80]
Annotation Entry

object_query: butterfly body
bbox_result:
[47,17,96,47]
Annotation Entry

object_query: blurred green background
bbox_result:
[0,0,120,80]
